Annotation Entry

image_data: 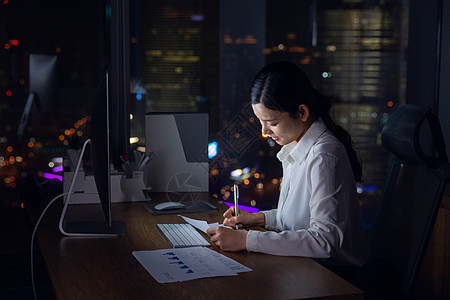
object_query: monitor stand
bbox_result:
[62,220,126,236]
[58,139,126,237]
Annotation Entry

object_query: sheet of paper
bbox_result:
[178,215,223,233]
[133,247,246,283]
[203,247,253,273]
[179,215,246,233]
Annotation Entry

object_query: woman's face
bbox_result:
[252,103,306,146]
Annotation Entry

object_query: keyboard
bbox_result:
[157,223,210,248]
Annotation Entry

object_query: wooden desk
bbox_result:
[34,193,363,300]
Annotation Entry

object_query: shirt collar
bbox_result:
[277,117,327,164]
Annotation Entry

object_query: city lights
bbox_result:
[208,141,217,159]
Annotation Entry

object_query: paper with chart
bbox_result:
[132,247,252,283]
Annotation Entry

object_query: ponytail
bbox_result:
[314,90,362,182]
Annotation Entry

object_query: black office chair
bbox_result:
[362,104,450,299]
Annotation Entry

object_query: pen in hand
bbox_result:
[234,184,239,230]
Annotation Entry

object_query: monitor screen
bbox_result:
[17,54,57,139]
[90,71,113,227]
[59,70,126,237]
[29,54,58,110]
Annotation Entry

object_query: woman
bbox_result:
[206,61,369,268]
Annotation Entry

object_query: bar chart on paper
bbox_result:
[132,247,252,283]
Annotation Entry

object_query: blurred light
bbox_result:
[223,202,259,213]
[7,146,12,152]
[4,0,9,4]
[271,178,279,185]
[64,130,70,136]
[48,162,55,168]
[28,142,34,148]
[56,47,62,53]
[5,44,10,49]
[53,157,63,163]
[43,173,63,181]
[137,146,146,153]
[387,101,394,107]
[244,179,250,185]
[190,14,204,21]
[256,182,264,190]
[130,137,139,144]
[15,156,23,163]
[6,90,12,96]
[136,92,142,101]
[53,166,63,172]
[326,45,337,52]
[59,135,65,141]
[12,39,18,46]
[208,141,217,159]
[254,173,260,179]
[250,200,256,207]
[262,133,269,138]
[300,57,311,65]
[231,169,243,178]
[77,131,83,136]
[277,44,285,50]
[130,114,134,120]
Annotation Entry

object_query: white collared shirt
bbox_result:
[246,118,369,267]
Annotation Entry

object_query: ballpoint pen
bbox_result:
[234,184,239,230]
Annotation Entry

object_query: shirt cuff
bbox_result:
[262,209,277,230]
[246,230,261,252]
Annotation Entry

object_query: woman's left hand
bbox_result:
[206,226,248,251]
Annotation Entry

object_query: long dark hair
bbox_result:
[250,61,362,182]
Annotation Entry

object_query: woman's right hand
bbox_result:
[222,207,265,228]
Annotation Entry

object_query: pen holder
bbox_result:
[120,171,150,202]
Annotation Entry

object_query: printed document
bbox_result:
[133,246,252,283]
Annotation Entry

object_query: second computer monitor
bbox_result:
[145,113,209,193]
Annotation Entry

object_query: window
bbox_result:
[130,0,409,226]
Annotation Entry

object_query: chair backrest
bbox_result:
[365,104,450,298]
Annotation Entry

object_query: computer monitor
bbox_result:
[29,54,58,110]
[58,70,126,237]
[17,54,57,139]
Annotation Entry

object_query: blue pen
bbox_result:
[234,184,239,230]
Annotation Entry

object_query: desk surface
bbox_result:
[35,193,363,300]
